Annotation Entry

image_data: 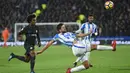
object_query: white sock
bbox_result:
[85,52,90,61]
[97,45,113,50]
[75,57,82,62]
[70,65,86,72]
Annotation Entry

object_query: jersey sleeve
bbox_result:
[95,25,98,33]
[93,24,98,33]
[92,24,98,36]
[36,26,41,43]
[18,27,27,35]
[52,34,59,41]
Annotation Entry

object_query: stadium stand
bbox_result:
[0,0,130,41]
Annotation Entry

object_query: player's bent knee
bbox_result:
[25,59,30,63]
[25,56,30,63]
[30,51,35,57]
[83,60,89,69]
[25,58,30,63]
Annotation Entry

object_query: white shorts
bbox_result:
[72,42,90,63]
[72,43,87,57]
[72,40,91,63]
[82,40,91,52]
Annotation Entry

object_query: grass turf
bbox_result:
[0,45,130,73]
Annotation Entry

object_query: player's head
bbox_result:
[27,14,36,25]
[57,23,67,33]
[88,14,94,23]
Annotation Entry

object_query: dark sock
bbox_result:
[14,55,29,62]
[30,56,35,72]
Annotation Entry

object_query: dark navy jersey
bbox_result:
[19,25,40,45]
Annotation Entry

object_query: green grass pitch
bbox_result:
[0,45,130,73]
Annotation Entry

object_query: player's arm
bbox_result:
[74,23,85,34]
[36,34,58,54]
[93,25,98,36]
[76,29,92,37]
[36,27,41,47]
[76,32,91,37]
[37,40,54,54]
[18,27,26,35]
[74,29,82,34]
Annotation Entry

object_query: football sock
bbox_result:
[85,52,90,61]
[30,56,35,72]
[75,57,82,63]
[97,45,113,50]
[70,65,86,72]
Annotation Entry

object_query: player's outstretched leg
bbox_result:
[73,62,93,67]
[67,46,90,73]
[67,64,89,73]
[8,53,15,61]
[111,40,116,51]
[73,56,82,67]
[73,52,92,67]
[8,53,30,62]
[73,62,77,67]
[67,59,89,73]
[29,51,36,73]
[91,40,116,51]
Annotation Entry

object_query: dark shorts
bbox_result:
[24,43,35,56]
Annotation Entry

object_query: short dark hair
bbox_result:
[57,23,64,31]
[88,14,94,17]
[27,14,36,23]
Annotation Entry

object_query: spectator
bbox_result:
[2,27,10,47]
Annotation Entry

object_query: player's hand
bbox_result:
[35,51,42,55]
[92,32,98,37]
[38,42,41,47]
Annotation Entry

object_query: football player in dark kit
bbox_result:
[8,14,41,73]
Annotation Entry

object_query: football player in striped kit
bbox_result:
[73,14,116,67]
[36,23,93,73]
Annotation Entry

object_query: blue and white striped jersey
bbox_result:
[77,22,92,41]
[52,32,76,47]
[75,22,98,41]
[91,23,98,34]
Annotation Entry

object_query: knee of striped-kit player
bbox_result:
[75,54,84,57]
[82,60,90,69]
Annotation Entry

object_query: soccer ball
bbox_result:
[105,1,114,9]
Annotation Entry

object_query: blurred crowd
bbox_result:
[40,0,130,36]
[0,0,130,41]
[0,0,39,25]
